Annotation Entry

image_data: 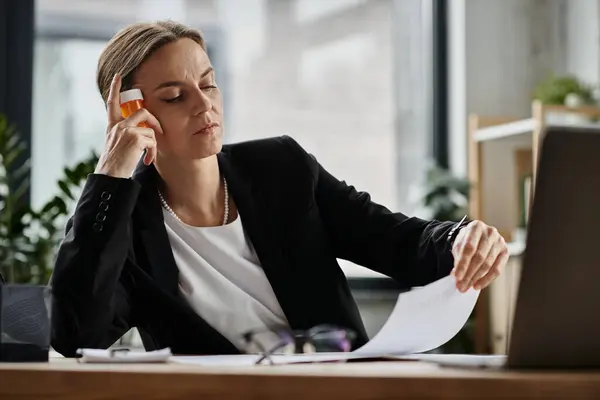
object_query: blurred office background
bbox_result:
[2,0,600,353]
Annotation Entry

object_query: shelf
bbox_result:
[468,101,600,354]
[551,121,600,130]
[507,240,525,256]
[473,118,535,142]
[473,118,600,143]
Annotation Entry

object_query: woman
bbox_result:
[50,20,508,358]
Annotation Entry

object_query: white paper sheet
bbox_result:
[352,274,479,355]
[171,354,260,366]
[171,353,369,366]
[75,347,172,363]
[395,353,507,369]
[171,275,479,367]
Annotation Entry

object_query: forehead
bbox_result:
[135,38,211,84]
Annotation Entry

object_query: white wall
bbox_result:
[563,0,600,83]
[449,0,564,176]
[447,0,600,231]
[450,0,600,176]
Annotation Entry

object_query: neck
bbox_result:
[155,154,225,226]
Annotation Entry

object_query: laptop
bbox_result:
[422,125,600,370]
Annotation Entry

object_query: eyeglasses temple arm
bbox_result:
[254,339,290,365]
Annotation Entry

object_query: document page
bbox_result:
[353,275,479,355]
[171,275,479,366]
[76,348,172,363]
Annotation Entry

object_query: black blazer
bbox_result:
[50,135,458,357]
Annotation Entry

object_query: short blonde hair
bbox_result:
[97,20,205,103]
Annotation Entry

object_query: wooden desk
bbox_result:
[1,358,600,399]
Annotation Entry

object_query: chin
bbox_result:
[189,134,223,159]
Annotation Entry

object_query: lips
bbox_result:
[194,123,219,135]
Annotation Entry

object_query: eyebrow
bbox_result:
[153,67,214,91]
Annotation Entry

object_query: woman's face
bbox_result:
[132,38,223,161]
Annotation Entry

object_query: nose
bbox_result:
[191,88,212,115]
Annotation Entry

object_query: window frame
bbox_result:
[34,12,230,135]
[30,2,449,288]
[0,0,35,207]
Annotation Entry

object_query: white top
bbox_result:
[162,210,290,352]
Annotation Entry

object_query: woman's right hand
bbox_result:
[94,74,163,179]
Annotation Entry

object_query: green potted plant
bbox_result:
[0,114,98,284]
[415,162,470,222]
[0,114,100,361]
[533,74,595,106]
[533,74,598,124]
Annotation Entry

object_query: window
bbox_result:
[32,3,227,210]
[32,38,107,210]
[33,0,437,278]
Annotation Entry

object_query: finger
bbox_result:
[473,246,509,290]
[143,149,154,165]
[473,235,505,283]
[464,239,500,290]
[453,224,482,281]
[460,227,496,290]
[121,126,156,139]
[451,228,468,272]
[106,74,123,125]
[144,144,157,165]
[136,137,157,165]
[123,108,164,135]
[120,126,156,149]
[129,127,156,164]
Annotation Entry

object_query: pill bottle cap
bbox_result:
[120,88,144,104]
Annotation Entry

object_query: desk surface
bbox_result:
[1,358,600,399]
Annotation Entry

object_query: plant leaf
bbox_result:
[57,180,73,200]
[12,158,31,182]
[4,142,26,169]
[12,177,30,204]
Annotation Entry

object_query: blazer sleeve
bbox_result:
[282,136,462,289]
[49,174,141,357]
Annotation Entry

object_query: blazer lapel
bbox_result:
[217,152,297,323]
[130,153,299,328]
[131,162,180,298]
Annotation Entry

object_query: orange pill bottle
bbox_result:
[119,88,149,127]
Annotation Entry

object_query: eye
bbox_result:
[202,85,218,91]
[163,94,183,103]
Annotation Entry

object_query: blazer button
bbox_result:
[95,213,106,222]
[101,191,112,201]
[93,222,104,232]
[99,201,109,211]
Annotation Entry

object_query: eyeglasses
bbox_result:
[241,324,357,365]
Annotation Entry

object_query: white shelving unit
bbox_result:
[473,118,600,143]
[468,100,600,354]
[473,118,537,142]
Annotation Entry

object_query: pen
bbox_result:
[448,214,468,244]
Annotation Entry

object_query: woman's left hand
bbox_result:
[451,220,509,292]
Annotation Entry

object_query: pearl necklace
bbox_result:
[158,177,229,226]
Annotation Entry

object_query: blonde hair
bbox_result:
[97,20,206,103]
